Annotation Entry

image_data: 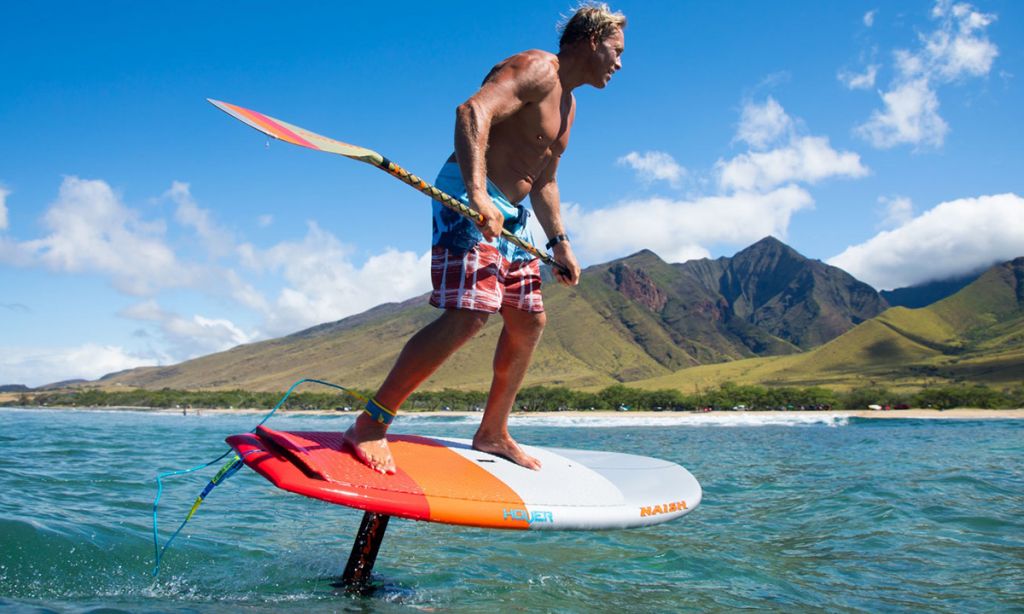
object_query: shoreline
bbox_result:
[4,406,1023,420]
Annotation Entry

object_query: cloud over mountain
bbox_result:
[829,192,1024,289]
[238,222,431,336]
[0,344,155,388]
[575,98,867,264]
[0,177,432,383]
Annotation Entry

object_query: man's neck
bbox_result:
[555,48,588,92]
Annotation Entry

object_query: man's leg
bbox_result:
[344,309,489,473]
[472,307,546,470]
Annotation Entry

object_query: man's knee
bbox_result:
[529,311,547,335]
[440,309,490,338]
[511,310,546,340]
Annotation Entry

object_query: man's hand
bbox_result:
[552,241,580,286]
[471,196,505,241]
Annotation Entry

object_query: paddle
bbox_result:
[207,99,568,274]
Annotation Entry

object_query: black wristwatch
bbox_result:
[545,233,570,250]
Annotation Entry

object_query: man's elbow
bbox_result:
[456,101,481,130]
[533,177,558,196]
[530,182,557,205]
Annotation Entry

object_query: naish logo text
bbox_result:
[503,508,553,524]
[640,500,687,517]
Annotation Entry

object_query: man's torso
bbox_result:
[453,50,576,203]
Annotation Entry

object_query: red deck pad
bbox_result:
[227,430,431,520]
[228,428,529,529]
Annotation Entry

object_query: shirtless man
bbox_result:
[344,4,626,473]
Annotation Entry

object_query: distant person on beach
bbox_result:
[344,3,626,473]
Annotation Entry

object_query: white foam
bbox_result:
[402,412,851,428]
[0,407,851,427]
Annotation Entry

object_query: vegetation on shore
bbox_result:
[6,382,1022,412]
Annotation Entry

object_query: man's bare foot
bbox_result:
[343,414,396,474]
[472,433,542,470]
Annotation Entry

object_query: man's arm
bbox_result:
[530,154,581,286]
[455,52,557,240]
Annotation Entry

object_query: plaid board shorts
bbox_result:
[429,244,544,313]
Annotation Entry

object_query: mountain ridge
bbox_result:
[98,237,898,391]
[631,256,1024,392]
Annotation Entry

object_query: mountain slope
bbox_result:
[632,257,1024,391]
[678,237,888,349]
[100,238,891,391]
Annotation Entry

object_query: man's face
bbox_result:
[591,27,624,88]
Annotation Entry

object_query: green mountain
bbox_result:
[100,237,889,391]
[632,257,1024,392]
[675,236,887,349]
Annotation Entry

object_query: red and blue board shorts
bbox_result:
[429,244,543,313]
[429,162,543,313]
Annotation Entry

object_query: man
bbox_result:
[344,4,626,473]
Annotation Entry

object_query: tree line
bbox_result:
[7,381,1023,411]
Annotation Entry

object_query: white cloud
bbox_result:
[617,151,686,186]
[7,177,196,295]
[864,9,877,27]
[121,299,255,359]
[0,185,9,230]
[241,222,432,335]
[838,65,878,90]
[0,176,445,376]
[568,186,814,264]
[719,99,868,192]
[734,97,792,149]
[221,267,269,312]
[927,1,998,80]
[257,214,274,228]
[829,192,1024,289]
[878,195,914,228]
[563,97,867,265]
[0,344,156,388]
[857,0,998,148]
[718,136,868,192]
[166,181,234,258]
[858,78,947,148]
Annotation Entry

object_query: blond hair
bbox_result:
[558,3,627,49]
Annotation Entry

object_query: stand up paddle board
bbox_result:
[227,426,701,530]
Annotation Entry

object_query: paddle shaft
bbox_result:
[208,98,567,274]
[371,156,569,275]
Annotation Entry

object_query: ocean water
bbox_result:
[1,408,1022,612]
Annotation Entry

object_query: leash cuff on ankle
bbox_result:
[363,398,396,425]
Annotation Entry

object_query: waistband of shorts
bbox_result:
[438,161,521,208]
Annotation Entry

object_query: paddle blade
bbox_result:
[207,99,383,164]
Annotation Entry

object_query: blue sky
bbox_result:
[1,1,1022,386]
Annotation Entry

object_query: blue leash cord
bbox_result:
[150,378,367,576]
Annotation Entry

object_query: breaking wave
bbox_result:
[403,412,851,428]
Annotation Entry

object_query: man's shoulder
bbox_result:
[517,49,558,63]
[499,49,558,79]
[493,50,558,97]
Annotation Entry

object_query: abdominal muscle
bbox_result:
[446,144,552,204]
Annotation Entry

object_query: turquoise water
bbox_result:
[1,408,1022,612]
